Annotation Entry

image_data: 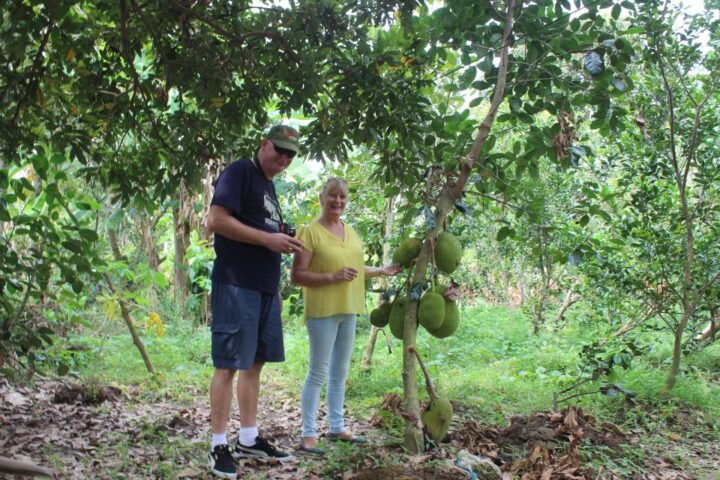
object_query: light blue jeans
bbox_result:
[301,314,357,438]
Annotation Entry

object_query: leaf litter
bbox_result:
[1,381,715,479]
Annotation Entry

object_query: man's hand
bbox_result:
[267,233,304,254]
[333,267,358,282]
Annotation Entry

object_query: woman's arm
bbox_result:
[291,248,358,287]
[364,264,402,279]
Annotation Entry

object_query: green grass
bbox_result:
[65,303,720,426]
[50,302,720,479]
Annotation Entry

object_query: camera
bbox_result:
[279,223,296,238]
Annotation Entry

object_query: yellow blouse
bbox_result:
[297,220,366,319]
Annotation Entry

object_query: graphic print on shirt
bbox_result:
[263,191,281,231]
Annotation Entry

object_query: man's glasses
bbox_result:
[272,143,297,159]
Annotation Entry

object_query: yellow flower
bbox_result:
[147,312,165,337]
[103,299,118,320]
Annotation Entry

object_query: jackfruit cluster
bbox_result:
[392,237,422,267]
[379,288,460,339]
[434,232,462,274]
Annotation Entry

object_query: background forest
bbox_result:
[1,0,719,479]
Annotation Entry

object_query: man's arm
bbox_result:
[206,205,303,254]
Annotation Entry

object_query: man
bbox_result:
[205,125,305,479]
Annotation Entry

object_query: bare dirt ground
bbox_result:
[1,379,717,479]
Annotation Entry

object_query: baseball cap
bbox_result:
[267,125,301,155]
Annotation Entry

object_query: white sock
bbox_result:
[239,426,259,446]
[211,433,228,449]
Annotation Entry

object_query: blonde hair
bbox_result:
[320,177,349,197]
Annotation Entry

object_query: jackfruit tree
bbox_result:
[308,0,637,452]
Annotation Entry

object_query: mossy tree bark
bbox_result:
[402,0,518,452]
[172,179,195,316]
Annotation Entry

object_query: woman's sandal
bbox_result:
[298,439,326,455]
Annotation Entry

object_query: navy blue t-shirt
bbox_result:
[210,158,282,294]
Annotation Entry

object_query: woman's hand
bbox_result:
[380,264,402,277]
[333,267,359,282]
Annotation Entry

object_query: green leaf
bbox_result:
[496,226,514,241]
[611,4,621,20]
[71,279,84,294]
[62,239,84,254]
[78,229,99,241]
[459,67,477,89]
[583,51,604,77]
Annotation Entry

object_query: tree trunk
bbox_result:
[663,323,685,393]
[657,56,702,393]
[0,158,5,238]
[201,158,220,242]
[555,286,581,325]
[107,231,156,374]
[361,195,396,370]
[199,159,219,324]
[139,212,162,273]
[173,179,194,313]
[401,0,517,452]
[361,327,380,370]
[531,288,545,334]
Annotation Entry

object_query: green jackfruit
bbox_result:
[421,397,453,443]
[370,302,391,328]
[432,283,447,297]
[434,232,462,274]
[392,237,422,267]
[388,296,408,339]
[418,292,445,330]
[426,300,460,338]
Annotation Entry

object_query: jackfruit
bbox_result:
[388,296,408,339]
[432,283,447,297]
[418,292,445,330]
[392,237,422,267]
[370,302,391,328]
[421,396,453,443]
[434,232,462,274]
[426,300,460,338]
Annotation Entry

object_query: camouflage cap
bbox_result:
[267,124,301,155]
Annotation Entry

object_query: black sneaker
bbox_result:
[207,444,237,479]
[233,436,294,463]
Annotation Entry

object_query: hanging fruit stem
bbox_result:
[408,346,438,402]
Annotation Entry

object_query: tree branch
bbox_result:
[11,3,55,125]
[119,0,175,154]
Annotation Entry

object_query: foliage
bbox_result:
[0,149,102,376]
[576,1,720,390]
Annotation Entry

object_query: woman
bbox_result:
[291,178,401,453]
